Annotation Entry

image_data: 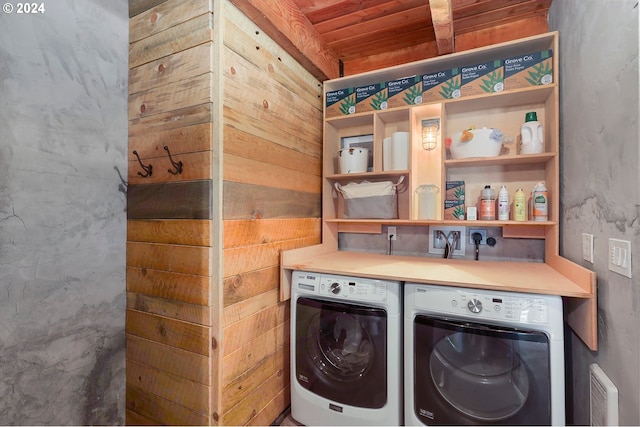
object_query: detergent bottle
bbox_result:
[520,112,544,154]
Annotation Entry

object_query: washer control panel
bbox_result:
[293,271,390,302]
[414,286,552,324]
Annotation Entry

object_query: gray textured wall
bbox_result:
[0,0,128,424]
[549,1,640,425]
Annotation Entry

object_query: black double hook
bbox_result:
[132,150,152,177]
[164,146,183,175]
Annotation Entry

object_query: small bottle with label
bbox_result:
[479,185,496,220]
[514,188,526,221]
[498,185,509,220]
[532,182,549,221]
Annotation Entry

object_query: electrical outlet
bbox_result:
[429,226,466,256]
[388,226,397,241]
[469,229,487,245]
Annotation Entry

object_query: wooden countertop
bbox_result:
[282,249,592,298]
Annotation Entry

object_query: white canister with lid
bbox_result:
[520,111,544,154]
[338,147,369,173]
[415,184,440,220]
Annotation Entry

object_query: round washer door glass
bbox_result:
[430,331,530,421]
[294,297,388,409]
[308,311,374,382]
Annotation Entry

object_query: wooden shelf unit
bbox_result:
[282,31,598,351]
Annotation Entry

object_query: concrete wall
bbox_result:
[0,0,128,424]
[549,1,640,425]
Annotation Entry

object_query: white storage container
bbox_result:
[449,128,504,159]
[338,147,369,173]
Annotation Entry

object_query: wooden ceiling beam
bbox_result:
[228,0,341,80]
[428,0,455,55]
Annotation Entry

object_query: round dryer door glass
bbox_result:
[429,331,530,421]
[307,311,374,382]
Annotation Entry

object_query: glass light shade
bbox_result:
[422,118,440,150]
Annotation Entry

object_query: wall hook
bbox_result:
[132,150,152,177]
[164,146,183,175]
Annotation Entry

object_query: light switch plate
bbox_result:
[608,238,632,278]
[582,233,594,263]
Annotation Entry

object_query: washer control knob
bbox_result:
[329,282,341,295]
[467,298,482,313]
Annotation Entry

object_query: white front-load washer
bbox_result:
[404,283,565,426]
[290,270,402,426]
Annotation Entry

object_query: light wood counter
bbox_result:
[282,247,590,298]
[281,243,597,351]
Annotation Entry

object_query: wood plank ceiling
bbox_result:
[230,0,552,80]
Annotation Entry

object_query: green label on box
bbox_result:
[461,60,504,94]
[445,181,465,201]
[387,76,422,106]
[421,68,460,101]
[325,88,355,116]
[355,83,388,111]
[444,200,466,220]
[504,50,553,88]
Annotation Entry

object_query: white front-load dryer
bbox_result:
[404,283,565,426]
[290,270,402,426]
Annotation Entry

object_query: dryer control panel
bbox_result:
[292,271,392,303]
[413,286,558,325]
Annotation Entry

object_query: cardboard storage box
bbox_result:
[325,87,355,118]
[461,60,503,96]
[504,50,553,90]
[421,68,461,102]
[445,181,465,201]
[386,75,422,108]
[444,200,465,220]
[355,83,388,112]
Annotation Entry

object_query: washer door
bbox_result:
[295,297,387,408]
[413,316,552,425]
[308,310,375,382]
[430,331,530,421]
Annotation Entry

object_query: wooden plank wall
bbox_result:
[126,0,217,425]
[220,3,322,426]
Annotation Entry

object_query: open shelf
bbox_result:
[284,31,597,352]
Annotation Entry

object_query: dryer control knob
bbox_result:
[467,298,482,313]
[329,282,341,294]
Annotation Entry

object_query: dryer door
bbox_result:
[413,316,552,425]
[295,297,387,408]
